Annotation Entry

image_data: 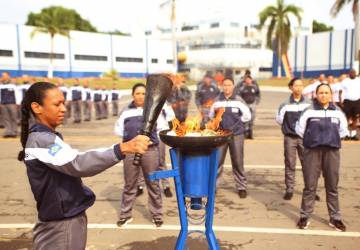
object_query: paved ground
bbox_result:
[0,87,359,250]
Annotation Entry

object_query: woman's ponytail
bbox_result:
[17,100,30,161]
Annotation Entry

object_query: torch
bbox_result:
[132,74,173,166]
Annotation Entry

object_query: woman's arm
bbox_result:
[25,133,150,177]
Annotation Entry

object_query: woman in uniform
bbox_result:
[114,83,163,227]
[295,83,348,231]
[18,82,150,249]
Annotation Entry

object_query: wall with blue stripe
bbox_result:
[273,29,354,78]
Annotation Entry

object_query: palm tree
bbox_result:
[331,0,359,62]
[29,7,71,78]
[259,0,302,77]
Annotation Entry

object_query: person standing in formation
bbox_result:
[296,83,348,232]
[82,80,92,122]
[0,72,21,137]
[167,74,192,122]
[110,83,122,117]
[69,79,84,123]
[276,78,311,200]
[114,83,163,227]
[209,78,251,199]
[339,69,360,140]
[195,73,220,125]
[236,75,261,139]
[92,86,103,120]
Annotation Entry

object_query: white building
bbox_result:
[0,23,174,78]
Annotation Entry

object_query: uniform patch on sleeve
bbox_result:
[48,143,62,156]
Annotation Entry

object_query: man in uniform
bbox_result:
[82,80,92,122]
[69,79,84,123]
[110,83,122,116]
[195,73,220,125]
[236,75,260,139]
[167,75,192,122]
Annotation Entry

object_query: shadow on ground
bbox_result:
[118,236,254,250]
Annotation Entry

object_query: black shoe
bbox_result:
[136,186,143,197]
[238,190,247,199]
[297,217,310,229]
[163,187,173,198]
[116,217,133,227]
[283,192,293,200]
[351,136,359,141]
[329,218,346,232]
[248,129,253,139]
[315,194,320,201]
[152,217,163,227]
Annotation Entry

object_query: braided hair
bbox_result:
[18,82,57,161]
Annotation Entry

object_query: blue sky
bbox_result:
[0,0,355,34]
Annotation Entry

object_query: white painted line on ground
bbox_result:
[115,163,297,170]
[0,224,359,238]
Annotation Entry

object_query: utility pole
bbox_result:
[171,0,177,73]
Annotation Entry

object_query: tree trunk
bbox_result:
[48,34,54,78]
[277,38,282,78]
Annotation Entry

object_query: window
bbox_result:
[151,58,158,63]
[74,54,107,61]
[259,67,272,72]
[181,25,199,31]
[24,51,65,59]
[0,50,13,57]
[210,23,219,28]
[166,59,173,64]
[116,57,143,63]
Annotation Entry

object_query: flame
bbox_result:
[171,108,225,136]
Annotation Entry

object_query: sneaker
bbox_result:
[238,190,247,199]
[297,217,310,229]
[116,217,133,227]
[163,187,173,198]
[315,194,321,201]
[136,186,144,197]
[329,218,346,232]
[283,192,293,200]
[152,217,163,227]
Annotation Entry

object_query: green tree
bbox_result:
[259,0,302,77]
[312,20,334,33]
[331,0,359,60]
[26,6,97,32]
[27,6,74,78]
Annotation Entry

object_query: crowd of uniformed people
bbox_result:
[1,68,360,248]
[0,72,122,136]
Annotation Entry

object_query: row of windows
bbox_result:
[0,50,172,63]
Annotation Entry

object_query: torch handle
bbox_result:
[133,152,142,166]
